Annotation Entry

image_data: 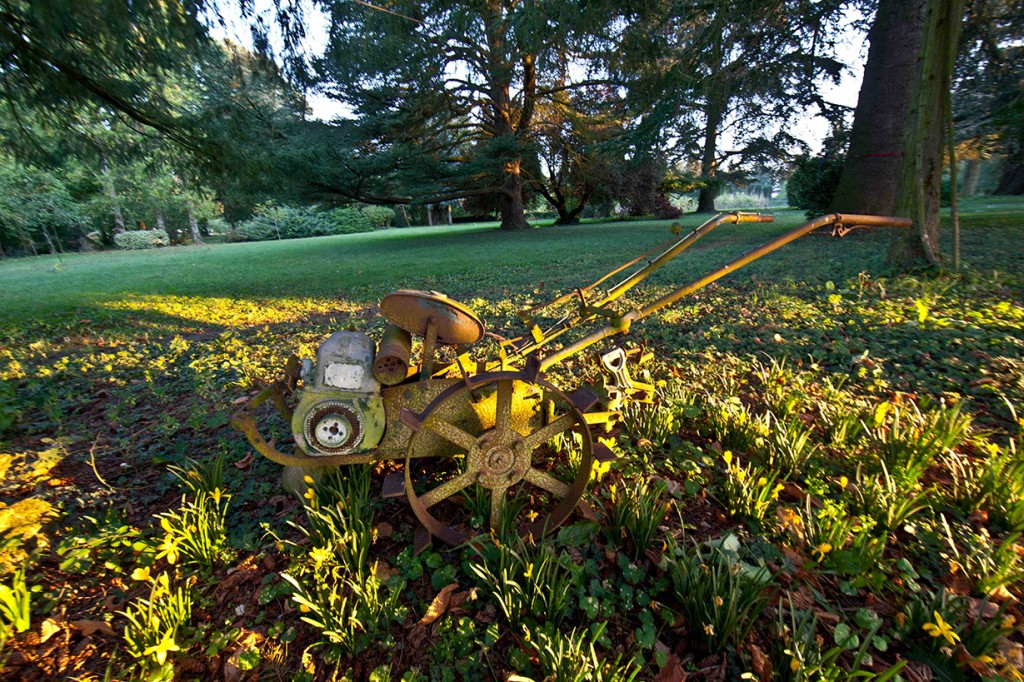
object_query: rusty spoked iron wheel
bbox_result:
[403,371,593,545]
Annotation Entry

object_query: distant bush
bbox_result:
[360,205,395,228]
[114,229,170,249]
[653,194,682,219]
[324,207,374,235]
[233,205,375,242]
[206,217,233,235]
[787,155,844,216]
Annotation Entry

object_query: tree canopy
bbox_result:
[0,0,1016,260]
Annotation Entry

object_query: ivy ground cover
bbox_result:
[0,201,1022,680]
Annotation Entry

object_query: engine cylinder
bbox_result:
[373,324,412,386]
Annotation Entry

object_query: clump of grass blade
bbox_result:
[668,541,773,653]
[511,622,640,682]
[607,478,668,559]
[467,535,581,629]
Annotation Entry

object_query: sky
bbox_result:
[209,2,870,156]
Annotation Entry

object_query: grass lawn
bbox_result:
[0,201,1023,680]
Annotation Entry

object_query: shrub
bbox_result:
[324,207,373,234]
[786,155,844,216]
[360,205,395,228]
[233,205,376,242]
[114,229,170,249]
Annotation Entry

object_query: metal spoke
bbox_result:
[423,417,478,452]
[489,485,509,530]
[494,380,513,438]
[524,468,572,498]
[519,413,576,451]
[420,470,476,509]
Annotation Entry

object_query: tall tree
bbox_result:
[953,0,1024,196]
[0,0,212,150]
[523,81,625,225]
[306,0,623,230]
[619,0,844,213]
[830,0,965,265]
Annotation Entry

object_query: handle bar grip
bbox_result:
[735,213,775,223]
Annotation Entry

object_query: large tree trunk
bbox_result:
[155,209,166,232]
[498,160,530,230]
[484,0,531,231]
[187,205,203,244]
[961,158,982,197]
[889,0,965,266]
[830,0,963,267]
[102,160,126,235]
[994,132,1024,194]
[830,0,927,216]
[696,94,725,213]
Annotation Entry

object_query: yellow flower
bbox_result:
[735,467,747,482]
[790,657,800,672]
[723,451,733,466]
[813,543,832,562]
[526,510,539,522]
[210,488,224,505]
[704,624,714,636]
[143,632,180,665]
[309,546,332,567]
[131,566,151,582]
[714,596,723,607]
[304,487,315,500]
[158,536,180,565]
[757,477,768,487]
[524,563,534,579]
[303,475,315,484]
[299,603,311,613]
[838,476,849,489]
[922,611,960,646]
[160,517,173,533]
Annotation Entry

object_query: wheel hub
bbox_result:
[470,432,528,489]
[484,444,514,474]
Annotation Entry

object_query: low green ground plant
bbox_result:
[0,201,1022,678]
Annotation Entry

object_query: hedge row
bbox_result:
[233,205,395,242]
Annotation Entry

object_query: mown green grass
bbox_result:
[1,200,1023,680]
[3,204,1019,327]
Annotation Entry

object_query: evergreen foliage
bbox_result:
[232,206,375,242]
[787,155,845,216]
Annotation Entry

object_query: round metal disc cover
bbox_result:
[379,290,485,345]
[303,401,364,455]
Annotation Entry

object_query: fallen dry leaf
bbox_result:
[653,653,687,682]
[233,452,253,470]
[371,559,399,582]
[417,583,459,627]
[71,620,116,637]
[39,618,62,644]
[448,587,478,611]
[748,643,773,682]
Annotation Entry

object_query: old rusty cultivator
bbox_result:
[232,212,910,546]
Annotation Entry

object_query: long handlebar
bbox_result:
[536,213,911,371]
[508,212,774,361]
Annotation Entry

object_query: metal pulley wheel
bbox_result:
[302,401,364,454]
